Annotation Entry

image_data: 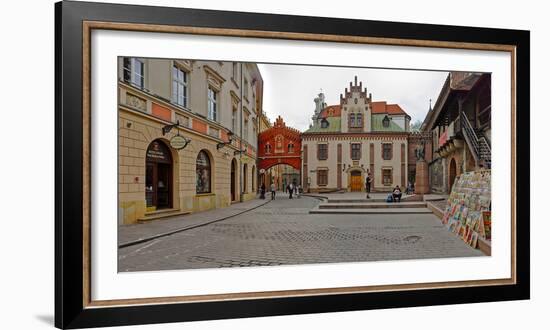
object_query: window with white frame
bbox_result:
[123,58,144,89]
[172,65,188,107]
[207,87,218,121]
[232,107,237,133]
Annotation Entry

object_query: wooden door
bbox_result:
[231,160,236,201]
[350,171,362,192]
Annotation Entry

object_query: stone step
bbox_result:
[319,202,427,209]
[309,208,433,215]
[327,199,386,203]
[327,197,417,203]
[138,209,191,222]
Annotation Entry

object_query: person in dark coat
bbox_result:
[365,173,372,199]
[392,185,402,202]
[260,183,266,199]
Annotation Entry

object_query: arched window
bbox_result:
[288,143,295,153]
[356,113,363,127]
[320,119,329,128]
[196,150,211,193]
[265,143,272,154]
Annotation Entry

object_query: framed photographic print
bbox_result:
[55,0,530,328]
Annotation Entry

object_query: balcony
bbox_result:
[436,117,463,157]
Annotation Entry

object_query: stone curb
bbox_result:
[425,201,446,220]
[119,199,272,248]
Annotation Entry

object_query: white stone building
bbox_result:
[302,76,411,192]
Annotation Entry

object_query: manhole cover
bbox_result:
[403,235,422,243]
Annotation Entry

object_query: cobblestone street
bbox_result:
[118,195,484,272]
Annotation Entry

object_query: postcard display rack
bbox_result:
[442,170,491,255]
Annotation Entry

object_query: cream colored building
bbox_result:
[118,58,262,224]
[302,77,411,193]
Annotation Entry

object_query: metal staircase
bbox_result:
[460,112,491,168]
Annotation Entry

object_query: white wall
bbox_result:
[0,1,546,330]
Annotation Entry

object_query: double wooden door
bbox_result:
[350,171,363,192]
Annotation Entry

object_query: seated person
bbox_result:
[392,185,402,202]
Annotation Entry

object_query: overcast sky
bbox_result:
[257,63,449,131]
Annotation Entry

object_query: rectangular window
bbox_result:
[232,107,237,133]
[382,143,392,160]
[383,169,392,186]
[317,169,328,186]
[244,119,249,141]
[349,113,363,128]
[207,87,217,121]
[172,65,188,107]
[318,144,328,160]
[351,143,361,160]
[123,58,144,89]
[244,77,249,99]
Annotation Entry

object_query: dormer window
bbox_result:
[383,115,390,128]
[320,119,329,128]
[349,113,363,128]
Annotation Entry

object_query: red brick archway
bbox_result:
[258,116,302,172]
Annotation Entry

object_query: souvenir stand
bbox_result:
[441,170,491,255]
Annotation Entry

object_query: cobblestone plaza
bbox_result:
[118,195,483,272]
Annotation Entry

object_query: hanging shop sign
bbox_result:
[170,135,190,150]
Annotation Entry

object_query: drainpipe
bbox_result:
[239,63,244,202]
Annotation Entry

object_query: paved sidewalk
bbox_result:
[118,198,271,247]
[303,192,417,201]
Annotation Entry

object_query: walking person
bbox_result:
[260,183,266,199]
[288,182,294,199]
[365,172,372,199]
[270,182,276,200]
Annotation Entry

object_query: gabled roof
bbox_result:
[371,101,408,116]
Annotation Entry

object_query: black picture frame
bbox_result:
[55,1,530,328]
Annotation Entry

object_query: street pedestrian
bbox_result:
[288,183,294,199]
[365,173,372,199]
[392,185,402,202]
[260,183,266,199]
[270,183,276,200]
[296,184,301,198]
[405,181,413,195]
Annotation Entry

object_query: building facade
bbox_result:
[302,77,411,193]
[257,116,302,190]
[118,58,262,224]
[422,72,491,194]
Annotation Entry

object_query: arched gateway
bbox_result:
[258,116,302,186]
